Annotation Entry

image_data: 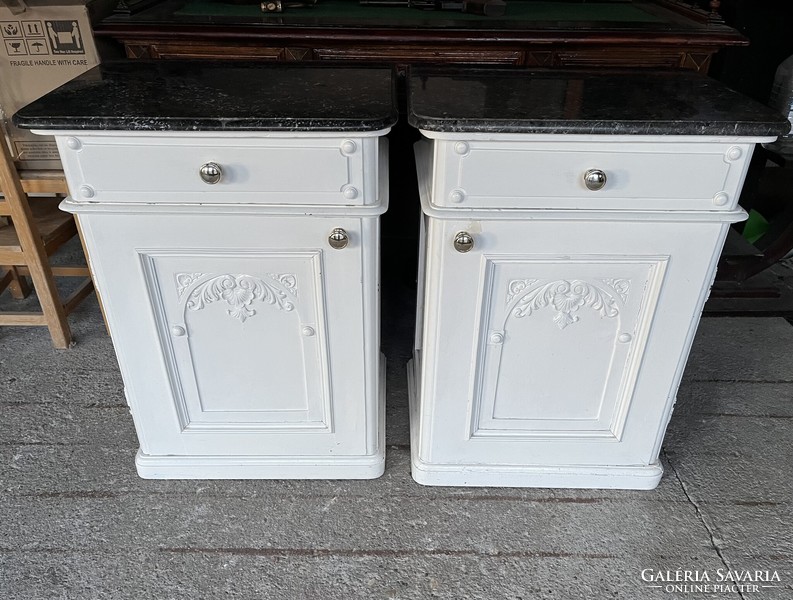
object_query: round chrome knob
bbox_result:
[454,231,474,253]
[199,162,223,185]
[328,228,349,250]
[583,169,607,191]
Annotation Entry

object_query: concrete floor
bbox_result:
[2,254,793,598]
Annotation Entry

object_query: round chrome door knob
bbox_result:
[199,162,223,185]
[454,231,474,253]
[328,228,349,250]
[583,169,607,191]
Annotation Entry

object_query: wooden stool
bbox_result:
[0,138,94,348]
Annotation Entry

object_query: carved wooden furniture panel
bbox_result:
[409,131,769,489]
[96,0,746,74]
[52,131,389,479]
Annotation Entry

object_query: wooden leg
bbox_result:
[0,268,12,295]
[6,266,32,299]
[0,140,72,348]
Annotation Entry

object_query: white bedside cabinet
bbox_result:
[407,70,790,489]
[15,62,396,479]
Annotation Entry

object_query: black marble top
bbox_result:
[408,69,790,136]
[14,61,397,132]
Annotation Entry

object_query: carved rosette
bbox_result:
[508,278,629,330]
[176,272,205,297]
[176,273,298,323]
[506,279,539,305]
[602,278,630,302]
[268,273,298,298]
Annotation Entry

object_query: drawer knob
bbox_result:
[583,169,607,191]
[199,162,223,185]
[454,231,474,253]
[328,228,349,250]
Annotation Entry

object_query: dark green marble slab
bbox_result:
[15,61,397,132]
[408,68,790,136]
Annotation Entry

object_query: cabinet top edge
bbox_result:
[36,129,393,139]
[417,131,778,144]
[408,69,790,138]
[15,61,398,134]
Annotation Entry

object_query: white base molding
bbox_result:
[407,358,663,490]
[135,356,386,480]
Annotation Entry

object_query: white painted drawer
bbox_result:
[429,139,753,211]
[56,133,381,205]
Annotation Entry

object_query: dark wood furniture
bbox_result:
[95,0,745,73]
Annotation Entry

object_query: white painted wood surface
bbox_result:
[56,132,389,479]
[428,138,755,211]
[410,134,765,489]
[51,131,384,206]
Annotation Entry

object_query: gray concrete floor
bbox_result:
[1,244,792,598]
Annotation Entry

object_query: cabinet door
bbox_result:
[418,217,728,467]
[79,212,377,457]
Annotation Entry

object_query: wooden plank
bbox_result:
[17,265,91,278]
[19,170,68,194]
[52,266,90,277]
[0,312,48,326]
[4,266,31,299]
[0,249,25,263]
[0,268,12,295]
[1,198,77,251]
[63,278,95,315]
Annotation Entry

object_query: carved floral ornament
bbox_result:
[175,273,298,323]
[507,278,630,330]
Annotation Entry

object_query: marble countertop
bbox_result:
[408,68,790,136]
[14,61,397,132]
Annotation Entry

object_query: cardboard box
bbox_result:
[0,0,112,170]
